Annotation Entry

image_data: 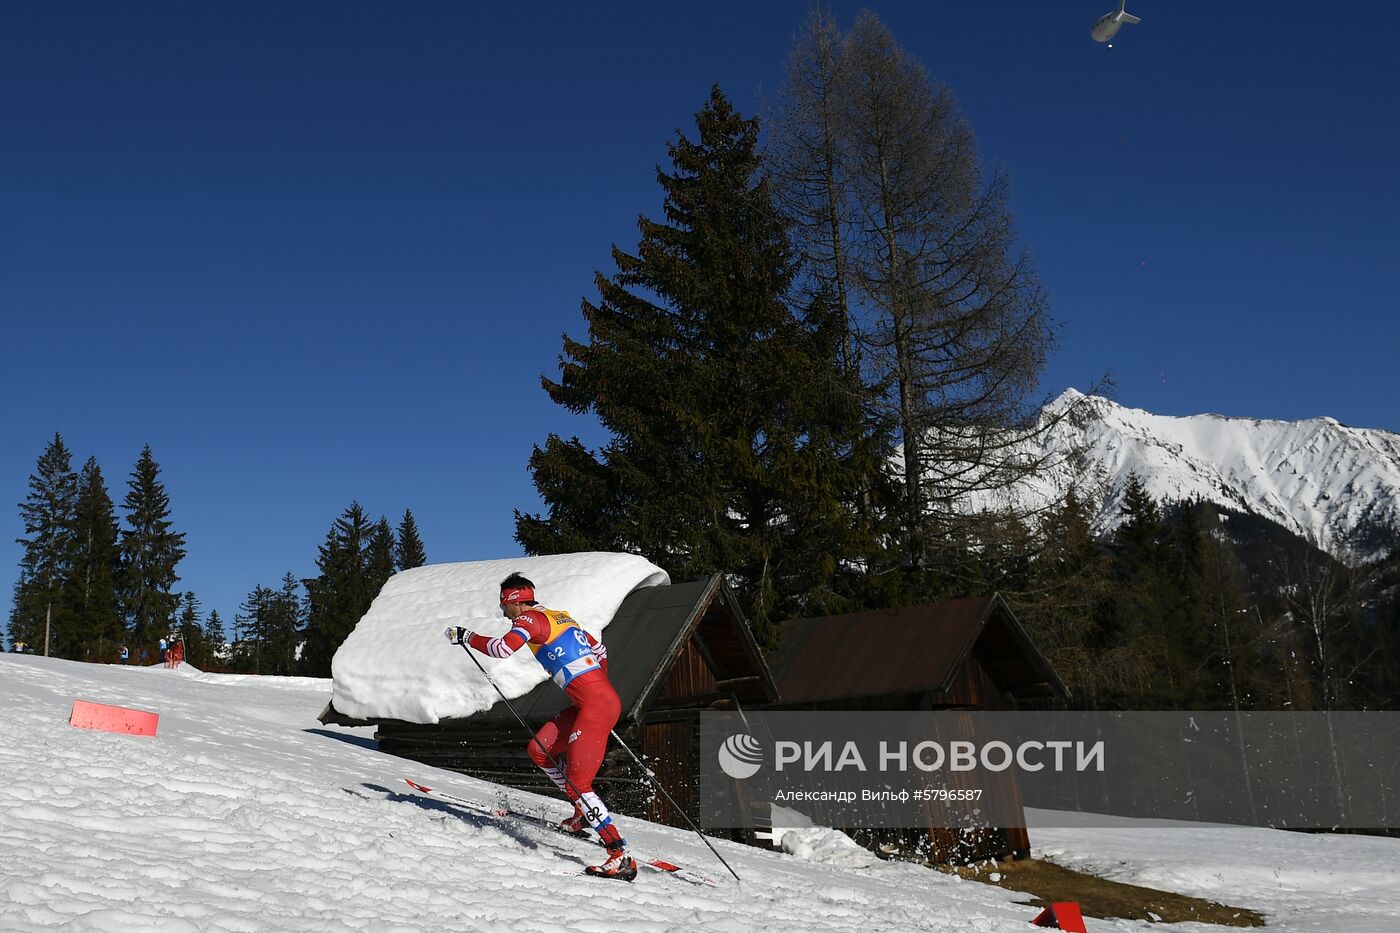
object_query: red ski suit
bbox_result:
[467,608,621,799]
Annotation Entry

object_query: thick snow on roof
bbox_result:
[330,551,668,723]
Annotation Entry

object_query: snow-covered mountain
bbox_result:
[1029,390,1400,562]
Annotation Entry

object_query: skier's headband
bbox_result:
[499,586,535,605]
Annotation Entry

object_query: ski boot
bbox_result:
[585,843,637,882]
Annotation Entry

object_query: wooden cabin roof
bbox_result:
[765,593,1068,706]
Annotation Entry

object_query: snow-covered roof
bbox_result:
[329,552,668,723]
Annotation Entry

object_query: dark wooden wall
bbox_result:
[937,654,1011,709]
[761,654,1030,864]
[656,640,719,708]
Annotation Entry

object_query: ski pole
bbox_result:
[609,728,741,883]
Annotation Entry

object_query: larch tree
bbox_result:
[768,5,858,374]
[770,10,1067,592]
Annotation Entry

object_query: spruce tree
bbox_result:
[119,446,187,653]
[7,579,25,652]
[517,87,891,645]
[233,584,274,674]
[278,572,306,674]
[232,579,302,674]
[1163,503,1219,704]
[62,457,124,660]
[203,609,227,666]
[175,591,209,668]
[367,517,397,591]
[249,573,305,676]
[302,502,379,675]
[1108,477,1188,704]
[1116,473,1163,562]
[394,509,427,571]
[11,434,79,656]
[1174,502,1257,708]
[1014,489,1117,702]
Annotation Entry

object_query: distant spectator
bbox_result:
[119,646,129,664]
[159,637,168,663]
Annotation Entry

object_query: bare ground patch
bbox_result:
[939,857,1266,927]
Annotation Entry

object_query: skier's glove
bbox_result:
[444,626,471,646]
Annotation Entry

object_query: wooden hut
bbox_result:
[762,593,1069,863]
[321,574,777,831]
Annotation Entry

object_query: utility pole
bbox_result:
[44,601,52,657]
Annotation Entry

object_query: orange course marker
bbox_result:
[69,700,160,737]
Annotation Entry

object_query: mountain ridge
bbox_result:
[1028,389,1400,563]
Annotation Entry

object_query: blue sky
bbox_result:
[3,1,1398,630]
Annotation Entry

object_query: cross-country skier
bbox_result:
[446,572,636,881]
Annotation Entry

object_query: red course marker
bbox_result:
[1031,902,1088,932]
[69,700,160,737]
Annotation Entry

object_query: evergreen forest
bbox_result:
[6,432,426,676]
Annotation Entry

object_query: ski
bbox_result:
[403,778,715,885]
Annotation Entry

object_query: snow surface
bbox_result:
[1005,390,1400,562]
[5,652,1399,932]
[1030,809,1400,933]
[330,553,668,723]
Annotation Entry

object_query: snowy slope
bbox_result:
[1026,390,1400,562]
[5,652,1400,932]
[1030,811,1400,933]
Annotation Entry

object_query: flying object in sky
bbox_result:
[1092,0,1142,44]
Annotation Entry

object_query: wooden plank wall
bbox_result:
[657,639,718,706]
[641,719,698,826]
[762,666,1030,863]
[916,707,1029,862]
[939,654,1011,709]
